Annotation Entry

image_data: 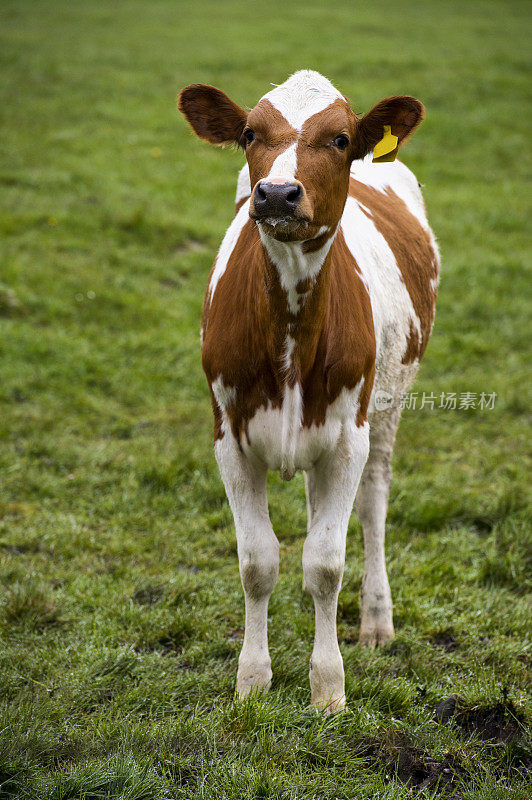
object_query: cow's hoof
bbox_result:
[358,622,394,648]
[236,663,272,699]
[312,693,348,715]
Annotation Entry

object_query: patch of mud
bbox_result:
[382,747,466,796]
[456,700,526,743]
[131,583,165,605]
[430,631,459,652]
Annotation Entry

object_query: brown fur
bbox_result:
[178,85,247,145]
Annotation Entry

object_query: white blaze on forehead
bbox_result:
[262,70,344,131]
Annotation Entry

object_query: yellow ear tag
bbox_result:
[372,125,398,163]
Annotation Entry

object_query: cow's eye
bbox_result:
[332,134,350,151]
[243,128,255,144]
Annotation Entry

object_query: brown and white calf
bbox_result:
[178,70,439,712]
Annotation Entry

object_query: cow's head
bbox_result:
[179,71,424,243]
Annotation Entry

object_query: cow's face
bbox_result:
[179,71,424,243]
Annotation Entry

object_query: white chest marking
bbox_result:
[258,227,333,315]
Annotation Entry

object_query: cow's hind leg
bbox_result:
[215,434,279,698]
[303,422,370,713]
[355,405,401,647]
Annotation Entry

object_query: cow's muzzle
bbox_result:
[249,179,312,232]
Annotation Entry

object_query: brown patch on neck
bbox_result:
[301,229,333,254]
[349,178,438,362]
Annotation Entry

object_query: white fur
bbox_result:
[258,227,334,315]
[212,376,236,410]
[262,70,343,131]
[214,431,279,698]
[352,155,441,279]
[280,332,301,480]
[235,163,251,205]
[351,154,429,230]
[303,419,370,711]
[355,404,401,646]
[211,376,236,436]
[280,382,303,481]
[264,142,298,183]
[208,199,250,304]
[242,381,364,473]
[282,333,296,372]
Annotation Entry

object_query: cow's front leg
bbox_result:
[303,423,370,713]
[214,434,278,698]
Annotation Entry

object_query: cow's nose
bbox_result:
[253,181,303,216]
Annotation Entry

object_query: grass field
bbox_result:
[1,0,531,797]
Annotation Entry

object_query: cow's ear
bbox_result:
[352,96,424,161]
[178,84,248,146]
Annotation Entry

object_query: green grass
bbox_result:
[0,0,531,797]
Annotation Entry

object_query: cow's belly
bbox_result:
[241,385,361,473]
[242,406,341,471]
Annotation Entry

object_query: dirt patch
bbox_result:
[131,583,165,605]
[0,541,42,555]
[135,635,184,656]
[456,700,526,743]
[430,631,459,652]
[382,747,466,796]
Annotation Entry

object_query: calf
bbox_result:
[178,71,439,713]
